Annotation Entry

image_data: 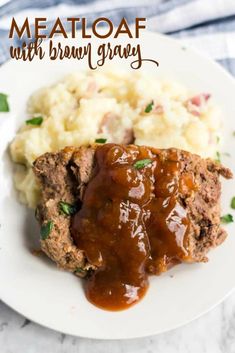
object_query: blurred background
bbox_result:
[0,0,235,73]
[1,1,235,352]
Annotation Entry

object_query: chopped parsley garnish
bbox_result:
[222,152,231,157]
[95,138,107,143]
[220,214,234,224]
[216,136,220,144]
[0,93,9,112]
[215,151,221,163]
[35,207,40,220]
[134,159,152,169]
[233,131,235,137]
[40,221,53,240]
[145,100,154,113]
[231,197,235,210]
[74,267,93,278]
[59,201,78,216]
[74,267,86,275]
[26,116,43,126]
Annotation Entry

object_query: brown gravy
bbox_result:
[71,144,195,310]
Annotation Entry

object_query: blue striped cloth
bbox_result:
[0,0,235,75]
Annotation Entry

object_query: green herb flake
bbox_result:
[145,100,154,113]
[40,221,53,240]
[134,158,152,170]
[215,151,221,163]
[216,136,220,144]
[220,214,234,224]
[0,93,10,112]
[59,201,77,216]
[26,116,43,126]
[75,267,93,278]
[231,197,235,210]
[222,152,231,157]
[95,138,107,144]
[35,207,40,220]
[233,131,235,137]
[74,267,86,275]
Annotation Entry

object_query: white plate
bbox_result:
[0,31,235,340]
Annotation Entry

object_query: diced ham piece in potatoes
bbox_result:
[98,113,134,144]
[98,113,117,133]
[153,104,164,114]
[185,93,211,116]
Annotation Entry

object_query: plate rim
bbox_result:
[1,30,235,340]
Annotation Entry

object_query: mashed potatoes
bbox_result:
[10,67,221,208]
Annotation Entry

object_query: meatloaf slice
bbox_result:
[178,155,231,264]
[33,144,232,276]
[33,146,96,276]
[146,148,232,274]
